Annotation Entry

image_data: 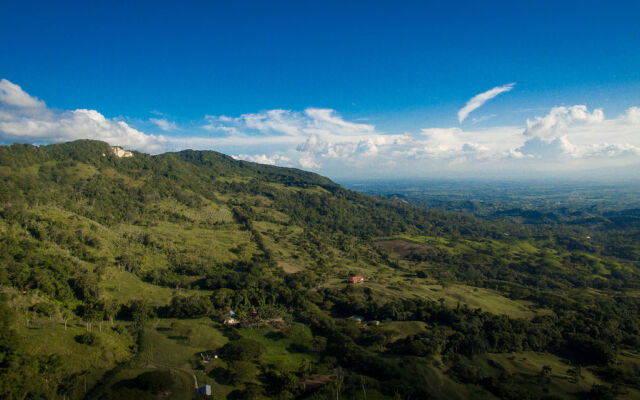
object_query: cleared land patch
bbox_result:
[277,261,303,274]
[375,239,436,257]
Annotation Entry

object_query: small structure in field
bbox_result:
[200,352,216,363]
[349,276,364,284]
[195,384,212,396]
[224,317,238,326]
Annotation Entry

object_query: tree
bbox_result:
[219,338,265,362]
[82,302,103,332]
[284,323,313,351]
[228,361,258,384]
[232,384,264,400]
[0,295,18,368]
[61,309,73,331]
[129,299,154,328]
[539,365,552,384]
[211,288,235,309]
[263,368,299,397]
[75,332,98,346]
[166,295,213,318]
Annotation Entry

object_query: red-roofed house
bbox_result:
[349,276,364,284]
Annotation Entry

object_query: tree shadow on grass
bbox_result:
[265,331,285,341]
[209,366,233,386]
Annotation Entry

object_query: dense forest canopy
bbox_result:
[0,140,639,400]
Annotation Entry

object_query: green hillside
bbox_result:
[1,140,639,399]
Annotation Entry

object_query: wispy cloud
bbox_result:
[458,83,515,123]
[232,153,292,166]
[471,114,497,124]
[150,118,178,131]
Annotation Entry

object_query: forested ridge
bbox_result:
[1,140,639,400]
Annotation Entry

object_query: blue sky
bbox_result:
[1,1,640,178]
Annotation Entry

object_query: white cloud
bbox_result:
[471,114,496,124]
[517,136,577,158]
[202,116,244,136]
[206,103,638,175]
[150,118,177,131]
[241,109,302,136]
[624,107,640,124]
[516,105,639,160]
[298,155,320,169]
[419,126,520,159]
[203,108,375,139]
[458,83,515,123]
[204,108,390,169]
[304,108,375,136]
[232,153,291,166]
[0,79,46,109]
[202,110,303,136]
[0,79,167,152]
[524,105,604,138]
[1,78,638,178]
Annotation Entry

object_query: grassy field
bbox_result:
[14,316,134,399]
[378,320,429,342]
[324,271,546,319]
[88,319,328,399]
[238,324,321,371]
[88,318,234,399]
[477,351,640,399]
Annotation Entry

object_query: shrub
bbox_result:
[75,332,98,346]
[30,302,56,317]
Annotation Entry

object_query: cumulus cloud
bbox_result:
[624,107,640,124]
[205,102,629,174]
[0,79,46,109]
[298,155,320,169]
[516,105,639,160]
[458,83,515,123]
[517,136,577,158]
[419,126,520,159]
[286,104,639,174]
[0,79,167,152]
[524,105,604,138]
